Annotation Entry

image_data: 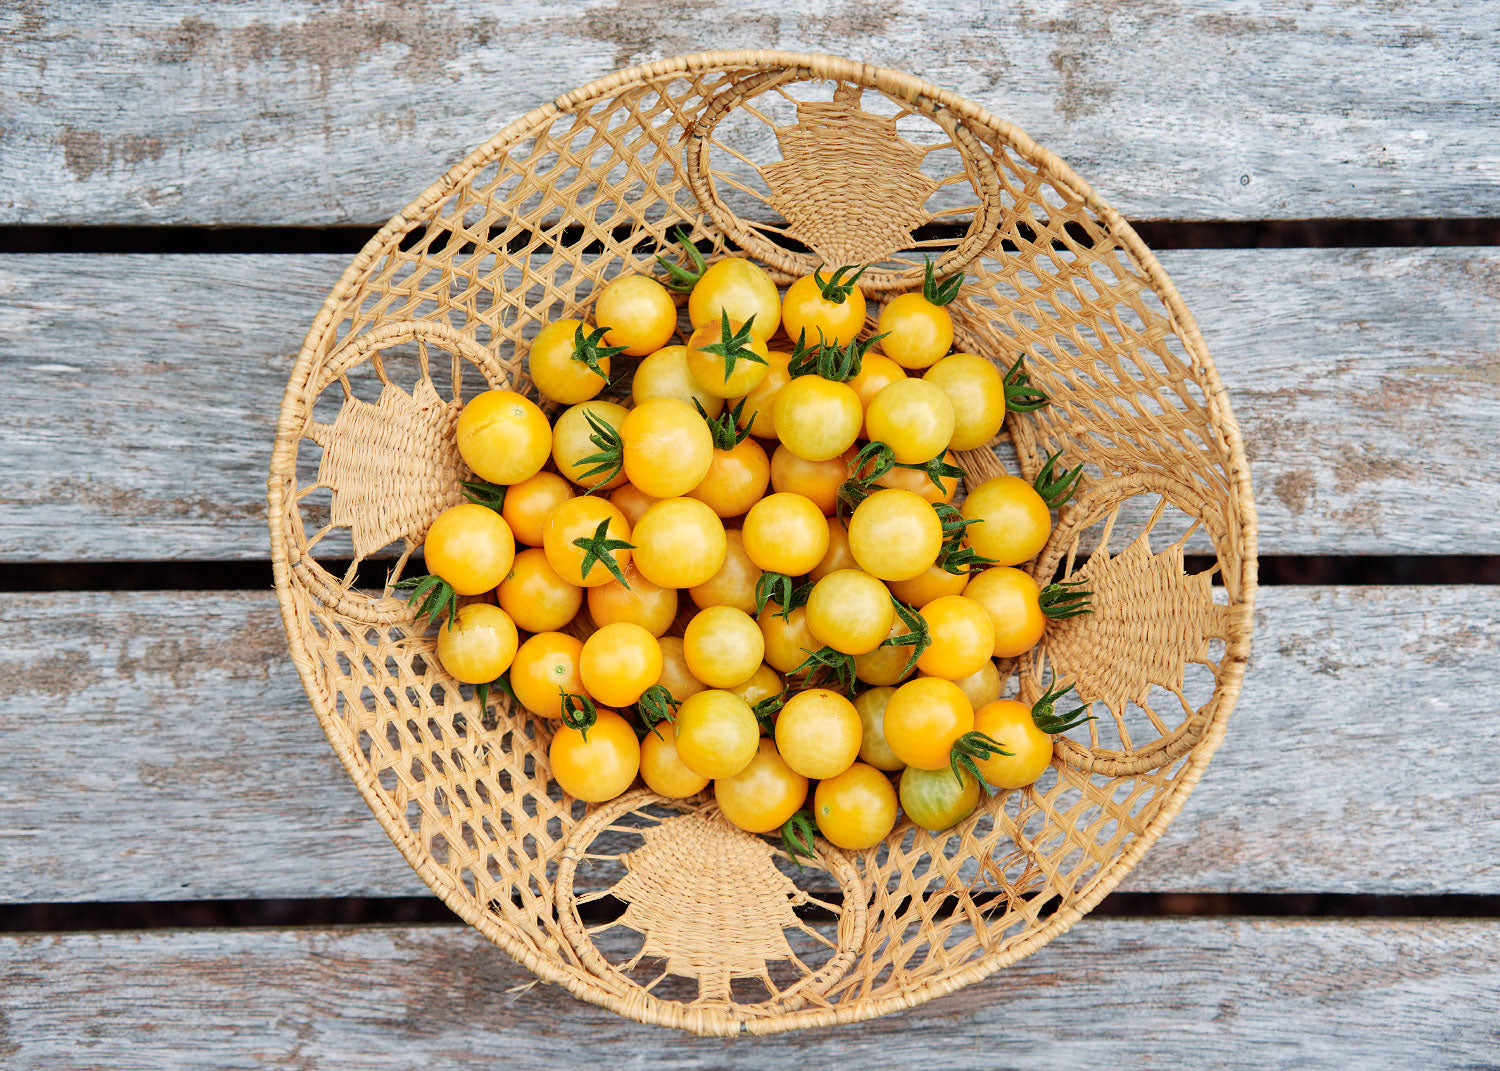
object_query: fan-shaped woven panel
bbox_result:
[267,51,1256,1035]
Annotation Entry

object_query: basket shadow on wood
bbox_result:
[267,51,1256,1035]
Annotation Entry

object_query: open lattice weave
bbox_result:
[267,51,1256,1035]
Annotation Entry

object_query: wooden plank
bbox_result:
[2,918,1497,1064]
[3,2,1499,225]
[3,248,1498,560]
[1,585,1496,903]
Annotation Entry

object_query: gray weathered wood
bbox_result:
[2,918,1496,1066]
[1,586,1495,902]
[3,247,1498,560]
[3,2,1499,225]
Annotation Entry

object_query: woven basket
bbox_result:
[267,51,1256,1035]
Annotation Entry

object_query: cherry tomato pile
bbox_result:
[397,233,1095,857]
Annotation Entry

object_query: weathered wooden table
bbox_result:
[4,4,1498,1065]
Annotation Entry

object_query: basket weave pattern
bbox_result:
[267,52,1256,1034]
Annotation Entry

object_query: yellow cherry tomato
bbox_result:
[579,622,662,707]
[497,547,583,633]
[805,569,894,655]
[864,379,955,464]
[607,482,658,528]
[810,517,857,581]
[686,317,771,398]
[435,603,518,684]
[501,471,573,547]
[916,595,996,680]
[510,632,585,719]
[683,605,765,689]
[759,602,817,675]
[529,318,612,404]
[714,738,807,834]
[550,709,639,803]
[781,269,867,348]
[853,618,918,687]
[688,528,763,614]
[972,699,1054,789]
[849,353,907,435]
[630,496,727,589]
[853,686,906,771]
[847,488,942,582]
[640,720,711,799]
[964,566,1048,658]
[772,375,863,462]
[878,292,952,370]
[689,435,770,518]
[887,561,970,609]
[586,563,677,637]
[674,689,760,778]
[775,688,862,780]
[882,676,973,770]
[620,397,714,498]
[742,492,829,575]
[456,390,551,486]
[923,353,1006,451]
[962,475,1052,567]
[733,349,792,439]
[632,344,724,417]
[594,274,676,357]
[729,662,783,711]
[931,660,1001,711]
[814,762,898,850]
[769,444,849,515]
[552,400,629,491]
[541,496,632,588]
[688,257,780,339]
[424,503,515,595]
[655,636,706,704]
[900,764,981,831]
[874,451,961,505]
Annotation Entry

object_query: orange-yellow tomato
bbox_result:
[640,720,711,798]
[541,496,632,588]
[689,436,770,518]
[631,344,723,417]
[509,632,585,719]
[655,636,706,704]
[552,400,629,491]
[864,379,955,464]
[501,471,574,547]
[781,270,867,348]
[620,397,714,498]
[972,699,1054,789]
[874,452,961,505]
[772,375,863,462]
[549,709,639,803]
[853,618,919,688]
[729,662,783,711]
[424,503,516,595]
[930,660,1001,712]
[456,390,551,485]
[683,605,765,688]
[687,528,763,615]
[742,492,829,575]
[849,353,907,435]
[586,563,678,637]
[770,445,849,515]
[674,689,760,778]
[733,349,792,439]
[759,602,817,676]
[916,595,997,680]
[579,622,662,707]
[853,686,906,771]
[607,483,658,528]
[688,258,781,339]
[814,763,898,850]
[594,274,677,357]
[962,476,1052,567]
[964,566,1048,658]
[847,488,942,582]
[630,496,727,589]
[882,676,973,770]
[810,517,858,581]
[529,318,611,404]
[714,738,807,834]
[805,569,894,655]
[497,547,583,633]
[687,317,771,398]
[924,353,1006,450]
[775,688,862,780]
[878,292,952,370]
[435,603,518,684]
[887,561,970,609]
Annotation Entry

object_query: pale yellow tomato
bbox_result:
[631,344,724,417]
[620,397,714,499]
[683,605,765,689]
[630,496,727,589]
[552,400,629,491]
[775,688,862,780]
[923,353,1006,451]
[655,636,706,704]
[847,488,942,582]
[594,274,677,356]
[864,379,955,464]
[687,528,763,615]
[961,476,1051,567]
[639,720,711,799]
[742,492,829,575]
[772,375,863,462]
[435,603,518,684]
[853,686,906,771]
[424,503,515,595]
[878,292,952,370]
[714,738,807,833]
[688,257,781,338]
[674,689,761,778]
[456,390,551,485]
[805,569,894,655]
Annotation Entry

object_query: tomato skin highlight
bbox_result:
[881,676,974,770]
[961,475,1052,567]
[972,699,1055,789]
[424,503,516,595]
[456,390,552,486]
[549,709,639,803]
[630,496,727,589]
[714,738,807,834]
[815,763,898,850]
[594,274,677,356]
[620,397,714,499]
[509,632,586,719]
[435,603,518,684]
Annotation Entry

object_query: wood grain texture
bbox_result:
[3,247,1498,560]
[3,2,1499,225]
[2,918,1497,1066]
[1,586,1495,903]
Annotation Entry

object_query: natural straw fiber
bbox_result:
[267,51,1256,1035]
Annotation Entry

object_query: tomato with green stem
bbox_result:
[853,617,919,688]
[970,699,1054,789]
[552,400,629,491]
[688,400,771,518]
[541,496,633,588]
[550,706,639,803]
[772,374,863,462]
[887,560,970,609]
[687,313,770,398]
[686,258,781,340]
[435,603,518,684]
[456,389,552,486]
[781,265,867,348]
[509,632,585,719]
[878,259,961,369]
[529,319,624,405]
[731,348,792,439]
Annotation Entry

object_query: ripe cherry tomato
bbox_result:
[759,601,817,675]
[687,529,763,615]
[688,257,780,339]
[510,632,585,719]
[887,561,969,609]
[435,603,518,684]
[781,269,866,348]
[639,720,711,799]
[852,686,906,771]
[501,471,574,547]
[742,492,829,575]
[806,569,894,655]
[456,390,551,486]
[655,636,706,703]
[674,689,760,778]
[769,445,849,515]
[729,662,782,711]
[541,496,632,588]
[733,349,792,439]
[873,452,961,505]
[882,676,973,770]
[630,496,727,589]
[621,397,714,498]
[683,605,765,688]
[916,595,997,680]
[853,618,918,687]
[549,708,639,803]
[962,476,1051,567]
[963,566,1047,658]
[606,483,658,528]
[586,563,678,637]
[775,688,862,780]
[878,293,952,370]
[579,621,662,707]
[972,699,1054,789]
[689,435,770,518]
[772,375,863,462]
[529,318,612,404]
[714,738,807,834]
[594,274,677,356]
[923,353,1005,451]
[424,503,515,595]
[810,517,857,581]
[632,344,724,417]
[849,353,907,434]
[899,764,981,831]
[815,762,898,850]
[553,400,629,491]
[931,660,1001,712]
[687,317,770,398]
[847,488,942,582]
[497,547,583,633]
[864,379,955,464]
